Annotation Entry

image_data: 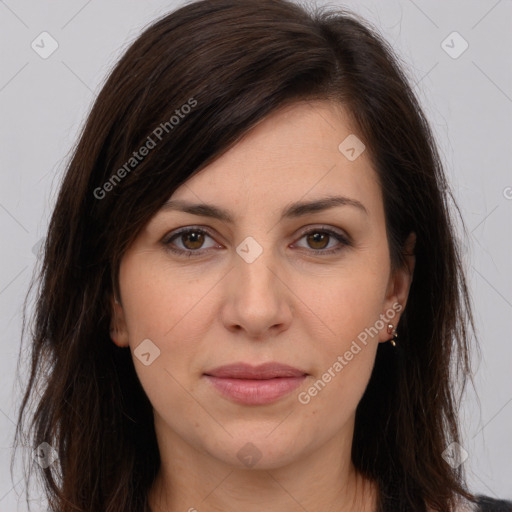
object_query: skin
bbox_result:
[111,100,416,512]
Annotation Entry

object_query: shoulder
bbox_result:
[474,495,512,512]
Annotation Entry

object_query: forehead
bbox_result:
[168,100,382,219]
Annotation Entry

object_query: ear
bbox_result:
[380,232,416,342]
[110,294,130,348]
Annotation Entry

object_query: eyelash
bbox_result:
[162,226,351,258]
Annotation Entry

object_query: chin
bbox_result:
[203,431,304,470]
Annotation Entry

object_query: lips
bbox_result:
[204,362,307,379]
[203,362,308,405]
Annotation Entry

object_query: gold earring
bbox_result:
[387,324,398,347]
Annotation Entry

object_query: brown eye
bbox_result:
[180,230,205,250]
[294,227,350,255]
[163,227,219,257]
[163,226,350,258]
[306,232,330,250]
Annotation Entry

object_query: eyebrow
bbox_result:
[160,195,368,223]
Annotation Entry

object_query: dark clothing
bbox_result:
[476,495,512,511]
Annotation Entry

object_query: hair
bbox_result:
[13,0,481,511]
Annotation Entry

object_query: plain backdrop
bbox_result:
[1,0,511,509]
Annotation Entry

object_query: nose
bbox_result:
[220,244,293,340]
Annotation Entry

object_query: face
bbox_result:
[111,100,415,471]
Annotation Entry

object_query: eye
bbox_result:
[163,227,220,257]
[162,225,351,258]
[293,226,350,255]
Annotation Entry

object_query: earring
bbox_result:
[387,324,398,347]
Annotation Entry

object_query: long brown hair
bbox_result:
[14,0,480,510]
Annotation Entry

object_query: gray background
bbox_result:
[1,0,511,509]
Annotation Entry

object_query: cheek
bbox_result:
[119,248,216,344]
[288,251,389,422]
[293,265,386,435]
[294,256,390,349]
[118,250,226,414]
[117,255,211,422]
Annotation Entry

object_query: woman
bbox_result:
[14,0,512,511]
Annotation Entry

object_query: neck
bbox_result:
[147,416,378,512]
